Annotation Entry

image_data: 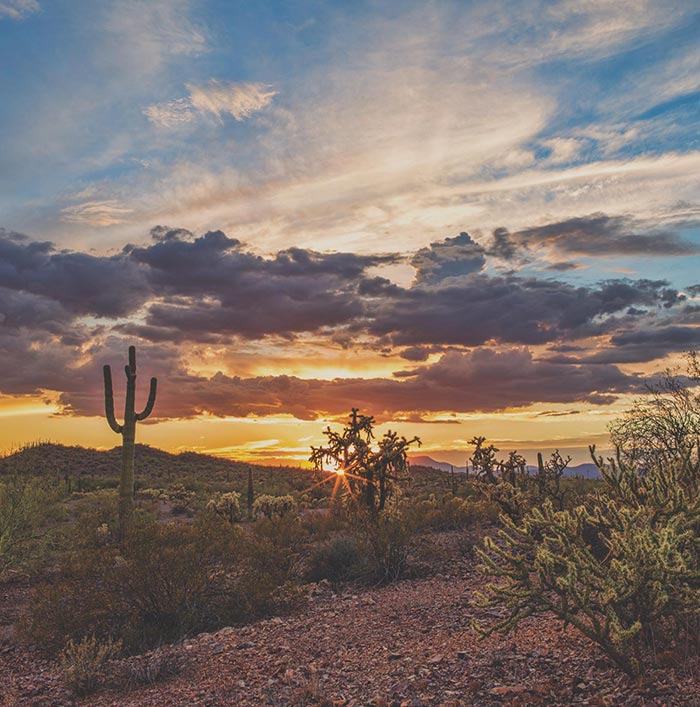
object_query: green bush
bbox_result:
[25,517,239,654]
[307,534,365,584]
[116,648,183,688]
[228,513,305,620]
[0,476,61,574]
[476,448,700,676]
[354,510,414,584]
[404,495,498,531]
[25,514,303,655]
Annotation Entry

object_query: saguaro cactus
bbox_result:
[246,466,255,517]
[103,346,157,539]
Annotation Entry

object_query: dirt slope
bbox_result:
[5,563,698,706]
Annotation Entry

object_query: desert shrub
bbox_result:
[253,494,296,519]
[610,354,700,470]
[469,438,585,521]
[58,635,122,696]
[405,495,498,531]
[353,510,415,584]
[300,507,348,539]
[226,515,305,620]
[306,534,365,584]
[25,517,242,654]
[0,476,60,574]
[139,487,164,501]
[476,447,700,676]
[64,489,159,552]
[116,648,183,688]
[206,491,242,523]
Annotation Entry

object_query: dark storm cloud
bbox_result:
[365,275,682,348]
[545,262,580,271]
[546,324,700,366]
[612,325,700,351]
[399,346,432,362]
[1,227,684,351]
[0,287,73,334]
[0,286,95,394]
[0,229,149,317]
[508,213,697,256]
[0,225,689,415]
[411,232,486,285]
[129,226,394,292]
[126,227,396,339]
[488,227,519,261]
[58,347,642,421]
[0,227,395,340]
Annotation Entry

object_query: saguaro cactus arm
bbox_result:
[136,377,158,420]
[103,365,123,434]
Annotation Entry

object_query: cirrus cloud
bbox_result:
[144,80,277,128]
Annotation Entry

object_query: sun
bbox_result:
[326,458,345,475]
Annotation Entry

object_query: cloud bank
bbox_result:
[0,223,692,422]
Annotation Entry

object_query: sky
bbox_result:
[1,0,699,466]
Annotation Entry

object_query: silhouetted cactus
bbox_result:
[246,467,254,517]
[103,346,157,539]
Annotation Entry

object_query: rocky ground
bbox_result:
[3,540,700,707]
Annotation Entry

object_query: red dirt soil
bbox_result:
[3,553,700,706]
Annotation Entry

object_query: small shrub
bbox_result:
[167,483,197,515]
[405,495,498,532]
[0,476,60,574]
[355,510,414,584]
[307,534,365,584]
[116,648,183,688]
[226,514,306,620]
[58,635,122,696]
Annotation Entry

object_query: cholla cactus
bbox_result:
[309,408,420,514]
[103,346,157,540]
[252,494,296,519]
[207,491,242,523]
[475,446,700,676]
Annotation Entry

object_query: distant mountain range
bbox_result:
[409,454,601,479]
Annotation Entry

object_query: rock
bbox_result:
[490,685,528,695]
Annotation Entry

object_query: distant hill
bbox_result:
[409,455,466,473]
[0,442,452,496]
[0,442,249,478]
[0,442,315,494]
[409,454,601,479]
[559,463,601,479]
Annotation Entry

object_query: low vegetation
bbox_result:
[4,356,700,700]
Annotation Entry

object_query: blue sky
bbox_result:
[1,0,699,462]
[2,1,698,255]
